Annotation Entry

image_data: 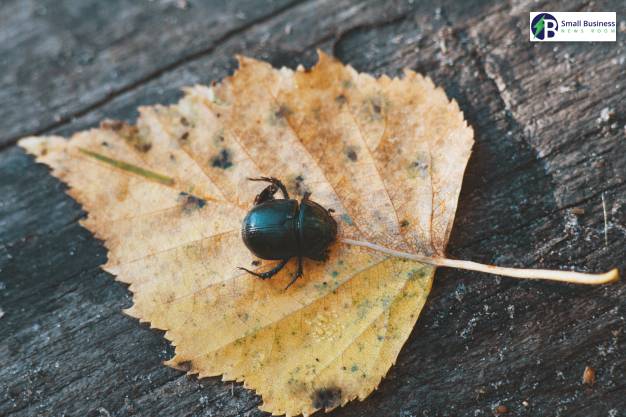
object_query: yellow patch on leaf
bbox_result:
[19,52,473,416]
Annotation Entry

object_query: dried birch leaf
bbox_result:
[19,52,473,416]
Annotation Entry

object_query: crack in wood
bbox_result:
[0,0,308,152]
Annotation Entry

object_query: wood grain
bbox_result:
[1,0,624,416]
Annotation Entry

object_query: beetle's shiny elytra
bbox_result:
[239,177,337,289]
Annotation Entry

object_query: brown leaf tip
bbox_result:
[171,360,193,373]
[311,386,342,410]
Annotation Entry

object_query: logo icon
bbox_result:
[531,13,558,40]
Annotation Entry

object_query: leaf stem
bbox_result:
[339,238,619,285]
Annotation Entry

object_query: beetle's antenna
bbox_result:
[339,238,619,285]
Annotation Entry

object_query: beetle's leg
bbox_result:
[238,259,288,280]
[253,183,278,205]
[285,256,304,290]
[301,191,311,203]
[249,177,289,200]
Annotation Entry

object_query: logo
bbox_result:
[530,12,616,42]
[531,13,558,40]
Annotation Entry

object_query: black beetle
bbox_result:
[239,177,337,288]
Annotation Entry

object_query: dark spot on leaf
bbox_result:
[345,147,358,162]
[180,131,189,141]
[180,117,190,127]
[274,104,292,119]
[400,219,409,227]
[411,160,428,170]
[335,94,347,105]
[312,386,342,410]
[101,141,109,147]
[169,153,176,161]
[101,119,151,152]
[178,192,207,212]
[293,174,309,195]
[365,97,384,121]
[211,149,233,169]
[312,107,321,121]
[252,260,261,266]
[137,142,152,152]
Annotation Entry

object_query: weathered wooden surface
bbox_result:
[1,0,625,416]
